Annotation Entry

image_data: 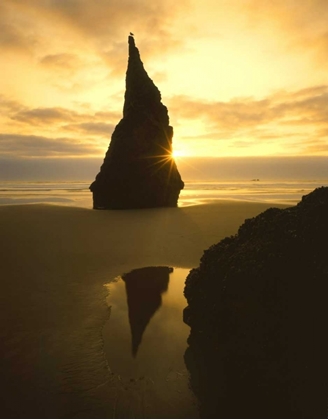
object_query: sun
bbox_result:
[172,149,185,158]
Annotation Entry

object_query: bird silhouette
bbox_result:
[130,32,134,36]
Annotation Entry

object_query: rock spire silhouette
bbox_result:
[90,35,184,209]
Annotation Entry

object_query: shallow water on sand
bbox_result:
[102,267,198,418]
[1,179,328,207]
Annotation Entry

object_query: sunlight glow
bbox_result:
[1,0,328,166]
[172,149,186,158]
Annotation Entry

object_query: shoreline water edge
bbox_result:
[1,178,328,208]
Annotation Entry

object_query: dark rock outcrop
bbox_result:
[184,187,328,418]
[90,36,184,209]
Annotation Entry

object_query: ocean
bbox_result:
[0,178,327,207]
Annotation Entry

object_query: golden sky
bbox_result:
[1,0,328,162]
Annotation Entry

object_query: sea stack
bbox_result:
[90,35,184,209]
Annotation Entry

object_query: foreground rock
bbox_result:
[90,36,184,209]
[184,187,328,418]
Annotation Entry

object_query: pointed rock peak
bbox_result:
[127,33,144,72]
[89,35,184,210]
[128,34,138,57]
[124,35,162,118]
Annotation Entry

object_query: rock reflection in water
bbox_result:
[103,267,198,418]
[122,266,172,356]
[103,267,193,381]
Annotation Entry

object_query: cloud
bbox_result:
[169,95,274,129]
[95,110,121,120]
[0,0,190,66]
[167,85,328,155]
[242,0,328,63]
[0,99,117,158]
[0,156,105,181]
[0,3,37,53]
[169,85,328,131]
[2,83,328,159]
[11,107,82,125]
[100,40,130,77]
[39,53,108,90]
[0,133,102,158]
[0,2,41,55]
[0,22,33,52]
[101,35,182,79]
[39,0,189,43]
[9,104,120,128]
[302,141,328,154]
[0,95,25,113]
[39,53,83,74]
[63,122,115,136]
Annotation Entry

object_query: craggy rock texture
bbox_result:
[184,187,328,418]
[90,36,184,209]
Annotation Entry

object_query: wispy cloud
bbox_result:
[0,94,25,113]
[169,85,328,130]
[0,0,327,167]
[0,0,190,65]
[242,0,328,64]
[11,107,84,125]
[167,85,328,155]
[0,133,102,158]
[8,104,120,128]
[2,84,328,159]
[0,98,118,158]
[0,2,39,54]
[63,122,115,136]
[0,22,35,52]
[39,53,84,75]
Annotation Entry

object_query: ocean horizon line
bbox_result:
[1,155,328,182]
[1,178,327,208]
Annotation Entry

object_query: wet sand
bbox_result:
[0,200,288,418]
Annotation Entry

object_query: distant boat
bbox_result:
[251,178,260,181]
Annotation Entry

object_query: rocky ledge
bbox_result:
[184,187,328,418]
[90,36,184,209]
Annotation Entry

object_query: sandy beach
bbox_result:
[0,200,288,418]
